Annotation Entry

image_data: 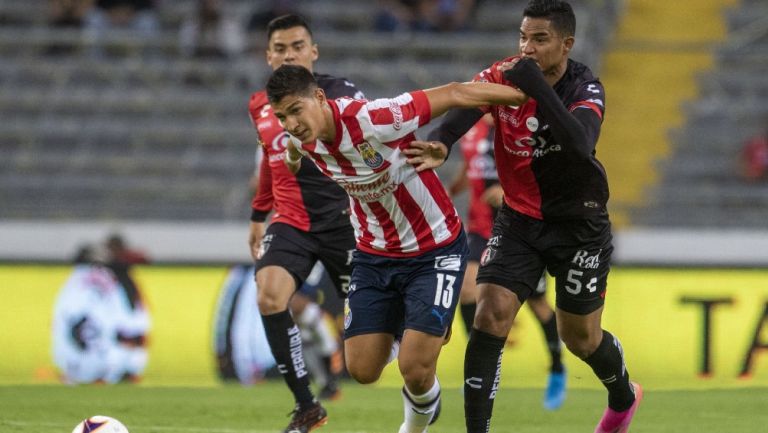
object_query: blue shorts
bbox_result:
[343,231,469,339]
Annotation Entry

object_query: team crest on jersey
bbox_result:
[356,141,385,169]
[480,247,496,266]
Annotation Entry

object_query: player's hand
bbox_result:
[503,57,545,93]
[404,140,449,172]
[481,184,504,208]
[248,221,265,261]
[284,142,302,174]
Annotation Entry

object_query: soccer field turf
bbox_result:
[1,383,766,433]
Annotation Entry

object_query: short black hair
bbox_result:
[523,0,576,38]
[267,14,313,41]
[266,64,318,104]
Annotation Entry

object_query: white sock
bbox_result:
[297,303,338,356]
[399,377,441,433]
[387,339,400,364]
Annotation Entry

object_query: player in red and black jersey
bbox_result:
[408,2,641,432]
[247,14,362,433]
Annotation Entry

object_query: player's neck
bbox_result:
[317,102,336,143]
[543,58,569,87]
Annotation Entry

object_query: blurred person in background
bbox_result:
[449,113,566,410]
[741,126,768,182]
[246,14,363,433]
[409,1,642,432]
[374,0,479,32]
[83,0,159,56]
[179,0,245,59]
[46,0,93,55]
[246,0,298,33]
[84,0,159,35]
[53,240,150,384]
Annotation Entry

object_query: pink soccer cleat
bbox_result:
[594,382,643,433]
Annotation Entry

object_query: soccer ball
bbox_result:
[71,415,130,433]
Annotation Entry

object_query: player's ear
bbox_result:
[563,36,575,54]
[310,43,319,63]
[314,87,326,104]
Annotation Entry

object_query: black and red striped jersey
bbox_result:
[474,57,609,220]
[248,73,363,232]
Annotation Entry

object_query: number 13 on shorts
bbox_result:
[434,273,456,308]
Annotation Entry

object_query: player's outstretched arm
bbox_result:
[424,82,527,120]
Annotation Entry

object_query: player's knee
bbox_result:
[400,365,434,395]
[561,330,600,359]
[256,287,286,314]
[473,304,514,335]
[346,359,383,384]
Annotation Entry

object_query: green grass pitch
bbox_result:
[1,382,766,432]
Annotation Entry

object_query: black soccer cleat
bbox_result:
[283,401,328,433]
[317,380,342,401]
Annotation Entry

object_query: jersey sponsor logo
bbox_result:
[572,249,602,269]
[487,235,501,247]
[389,100,403,130]
[525,116,539,132]
[270,131,291,152]
[356,141,385,169]
[337,172,398,202]
[435,254,461,271]
[498,110,520,126]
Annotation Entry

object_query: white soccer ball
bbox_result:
[71,415,130,433]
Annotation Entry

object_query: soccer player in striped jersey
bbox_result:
[266,63,528,433]
[409,2,642,432]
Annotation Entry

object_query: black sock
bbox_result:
[460,303,477,335]
[261,310,314,404]
[584,330,635,411]
[464,328,506,433]
[538,313,563,373]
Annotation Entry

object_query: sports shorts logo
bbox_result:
[434,255,461,271]
[257,234,273,260]
[480,247,496,266]
[357,141,385,169]
[343,298,352,330]
[572,249,601,269]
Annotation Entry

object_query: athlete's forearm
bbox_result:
[426,107,484,156]
[504,58,596,158]
[426,82,527,119]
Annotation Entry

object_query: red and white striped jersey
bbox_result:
[291,90,461,257]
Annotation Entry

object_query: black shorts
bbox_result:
[255,222,356,298]
[469,230,548,299]
[476,205,612,315]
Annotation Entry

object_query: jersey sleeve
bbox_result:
[363,90,431,144]
[471,58,510,114]
[568,80,606,120]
